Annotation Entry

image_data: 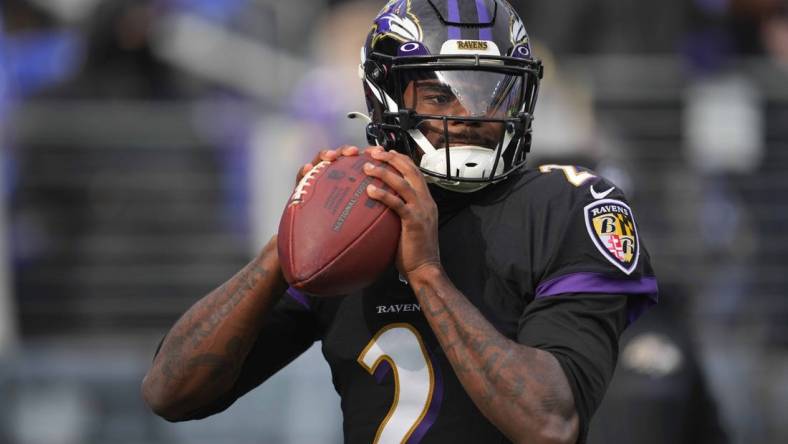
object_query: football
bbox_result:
[278,153,401,296]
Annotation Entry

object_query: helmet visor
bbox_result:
[401,69,525,119]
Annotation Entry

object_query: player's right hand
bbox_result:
[295,145,360,186]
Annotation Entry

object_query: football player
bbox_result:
[142,1,658,443]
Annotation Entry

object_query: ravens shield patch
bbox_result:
[584,199,640,274]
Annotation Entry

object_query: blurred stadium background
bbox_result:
[0,0,786,443]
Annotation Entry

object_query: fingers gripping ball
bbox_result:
[278,153,401,296]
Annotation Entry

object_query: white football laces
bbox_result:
[290,161,330,205]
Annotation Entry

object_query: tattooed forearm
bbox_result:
[184,336,244,384]
[142,238,288,419]
[411,267,578,444]
[193,263,267,341]
[159,262,269,383]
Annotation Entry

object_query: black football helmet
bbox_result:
[358,0,543,192]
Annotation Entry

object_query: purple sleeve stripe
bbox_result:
[287,287,311,309]
[535,272,659,300]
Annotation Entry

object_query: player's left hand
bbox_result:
[363,148,441,278]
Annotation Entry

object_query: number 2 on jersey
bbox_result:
[357,324,437,444]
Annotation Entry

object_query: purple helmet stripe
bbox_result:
[447,0,461,40]
[475,0,493,41]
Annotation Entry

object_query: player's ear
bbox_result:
[402,81,417,108]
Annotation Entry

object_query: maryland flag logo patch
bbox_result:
[584,199,640,274]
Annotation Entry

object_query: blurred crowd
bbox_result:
[1,1,787,443]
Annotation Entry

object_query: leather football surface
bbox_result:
[278,153,401,296]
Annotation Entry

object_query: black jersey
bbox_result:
[205,166,658,443]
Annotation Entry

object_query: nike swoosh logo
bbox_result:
[590,184,616,200]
